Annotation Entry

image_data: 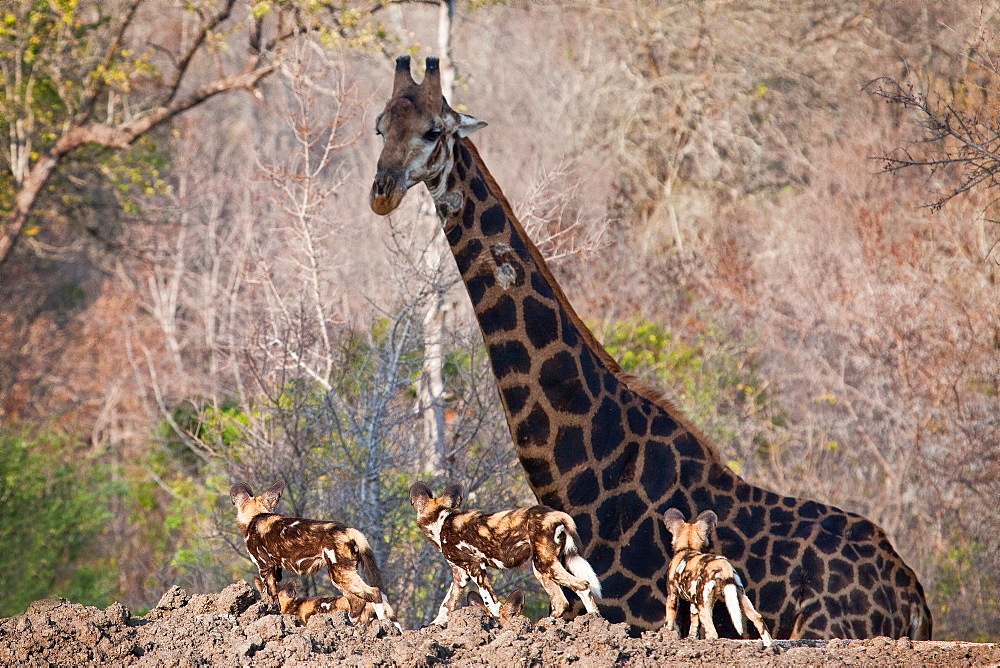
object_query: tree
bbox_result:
[0,0,313,268]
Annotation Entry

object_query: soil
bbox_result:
[1,582,997,667]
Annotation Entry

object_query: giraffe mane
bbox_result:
[459,137,722,466]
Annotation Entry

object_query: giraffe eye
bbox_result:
[424,127,442,142]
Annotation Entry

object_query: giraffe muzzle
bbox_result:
[370,171,406,215]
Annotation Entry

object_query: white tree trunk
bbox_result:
[418,0,457,475]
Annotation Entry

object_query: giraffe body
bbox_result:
[370,55,932,639]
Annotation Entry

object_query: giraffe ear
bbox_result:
[662,508,687,537]
[455,113,487,138]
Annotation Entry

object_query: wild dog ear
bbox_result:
[261,480,284,509]
[501,590,525,619]
[467,591,487,610]
[662,507,687,537]
[230,482,253,508]
[694,510,718,548]
[279,581,296,597]
[409,482,433,510]
[442,483,464,509]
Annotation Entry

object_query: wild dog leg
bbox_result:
[431,565,470,626]
[324,560,385,619]
[533,562,571,618]
[688,603,702,639]
[545,560,599,614]
[468,565,502,617]
[665,588,680,634]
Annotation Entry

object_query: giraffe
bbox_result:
[369,55,932,639]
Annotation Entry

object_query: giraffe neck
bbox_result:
[432,137,726,509]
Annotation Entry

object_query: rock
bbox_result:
[101,601,131,628]
[248,613,295,641]
[216,580,258,616]
[240,600,270,624]
[155,585,190,610]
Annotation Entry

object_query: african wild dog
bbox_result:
[663,508,773,647]
[230,480,392,625]
[468,590,528,627]
[409,482,602,625]
[274,581,392,626]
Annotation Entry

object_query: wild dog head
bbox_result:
[230,480,285,530]
[409,481,463,517]
[663,507,716,553]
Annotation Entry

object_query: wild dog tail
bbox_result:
[347,527,385,592]
[724,583,744,636]
[557,520,602,599]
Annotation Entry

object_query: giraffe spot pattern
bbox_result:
[470,176,488,201]
[454,239,483,276]
[567,469,600,505]
[521,456,553,488]
[590,398,625,461]
[515,403,550,447]
[489,340,531,378]
[480,204,506,236]
[620,516,664,579]
[554,425,587,474]
[626,406,647,436]
[462,196,477,228]
[466,272,495,305]
[638,439,676,500]
[479,294,518,336]
[501,385,531,416]
[602,441,639,490]
[446,220,463,245]
[523,296,559,350]
[539,352,592,415]
[758,580,786,614]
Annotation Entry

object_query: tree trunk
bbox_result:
[417,0,457,476]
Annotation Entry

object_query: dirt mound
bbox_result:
[1,583,996,667]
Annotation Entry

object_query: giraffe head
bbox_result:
[370,55,487,215]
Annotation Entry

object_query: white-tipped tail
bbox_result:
[564,532,602,598]
[724,584,743,636]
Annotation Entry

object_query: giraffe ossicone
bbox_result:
[370,54,932,639]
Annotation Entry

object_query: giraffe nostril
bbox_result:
[374,174,396,197]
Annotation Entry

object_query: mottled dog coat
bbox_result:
[275,581,386,626]
[230,480,391,623]
[409,482,601,625]
[468,590,528,627]
[663,508,773,646]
